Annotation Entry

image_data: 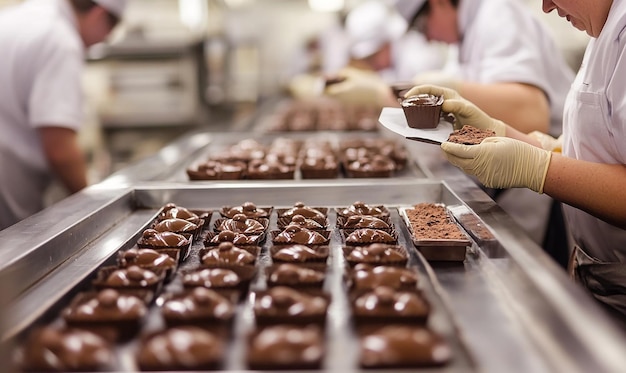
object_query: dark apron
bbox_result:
[569,245,626,331]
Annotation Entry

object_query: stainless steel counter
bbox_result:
[2,129,626,372]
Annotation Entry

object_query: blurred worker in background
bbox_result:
[0,0,127,231]
[393,0,575,266]
[323,0,446,106]
[405,0,626,327]
[289,0,446,104]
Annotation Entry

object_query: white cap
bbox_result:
[393,0,427,22]
[92,0,128,18]
[346,0,408,59]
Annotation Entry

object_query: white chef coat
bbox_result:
[457,0,574,136]
[562,0,626,263]
[0,0,84,230]
[449,0,575,244]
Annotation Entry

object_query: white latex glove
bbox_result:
[403,84,506,136]
[412,70,461,92]
[528,131,563,153]
[441,137,552,193]
[324,67,392,107]
[287,73,324,100]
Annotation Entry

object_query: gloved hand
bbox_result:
[412,70,461,92]
[403,84,506,136]
[287,73,324,100]
[441,137,552,193]
[528,131,563,153]
[324,67,393,107]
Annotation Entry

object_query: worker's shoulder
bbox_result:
[0,1,80,52]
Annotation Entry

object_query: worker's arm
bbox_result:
[38,126,87,193]
[458,81,550,134]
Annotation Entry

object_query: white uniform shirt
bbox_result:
[0,0,84,229]
[456,0,574,136]
[562,0,626,262]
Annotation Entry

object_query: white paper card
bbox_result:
[378,107,454,144]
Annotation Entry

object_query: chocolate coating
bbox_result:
[402,94,443,107]
[137,326,223,370]
[19,327,112,372]
[360,325,451,368]
[217,214,265,234]
[284,215,324,230]
[248,325,323,369]
[222,202,269,219]
[353,286,429,319]
[339,201,387,217]
[345,229,395,245]
[63,289,147,322]
[343,215,390,229]
[153,218,198,234]
[201,242,255,265]
[138,229,189,248]
[162,287,234,323]
[346,244,406,264]
[272,244,327,262]
[273,225,327,245]
[105,265,162,288]
[209,230,260,246]
[269,264,325,285]
[182,268,241,288]
[254,286,328,317]
[352,265,418,290]
[119,248,177,270]
[281,202,326,220]
[160,203,200,223]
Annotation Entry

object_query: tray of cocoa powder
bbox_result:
[398,203,472,262]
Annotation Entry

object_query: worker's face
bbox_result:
[363,43,393,72]
[79,6,119,47]
[542,0,610,37]
[418,0,459,43]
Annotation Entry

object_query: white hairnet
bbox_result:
[346,0,408,59]
[393,0,427,22]
[92,0,128,17]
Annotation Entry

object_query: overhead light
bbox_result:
[308,0,345,12]
[224,0,255,8]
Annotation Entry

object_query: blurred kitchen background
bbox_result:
[0,0,590,185]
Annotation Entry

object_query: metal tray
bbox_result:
[398,206,472,262]
[5,181,476,372]
[4,180,626,373]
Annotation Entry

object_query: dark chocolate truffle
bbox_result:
[216,213,265,234]
[161,287,235,325]
[137,326,224,370]
[201,242,256,266]
[248,324,324,370]
[401,94,444,129]
[360,325,451,368]
[17,327,113,372]
[273,225,328,245]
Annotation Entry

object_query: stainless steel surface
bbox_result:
[3,126,626,371]
[103,130,428,184]
[2,179,626,372]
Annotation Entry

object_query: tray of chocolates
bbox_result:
[398,203,472,262]
[10,198,478,372]
[184,133,424,182]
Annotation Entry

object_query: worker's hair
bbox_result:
[411,0,461,26]
[68,0,97,13]
[68,0,120,26]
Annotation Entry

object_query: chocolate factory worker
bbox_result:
[405,0,626,327]
[0,0,127,231]
[394,0,576,266]
[322,0,446,106]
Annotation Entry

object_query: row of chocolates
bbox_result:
[187,136,409,180]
